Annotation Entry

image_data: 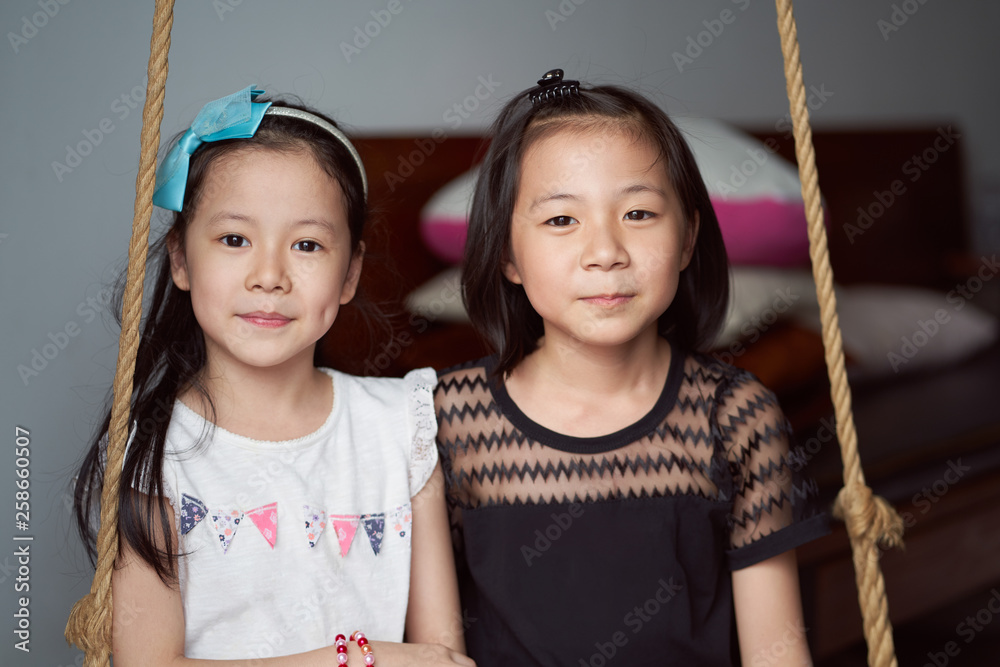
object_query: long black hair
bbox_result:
[462,77,730,379]
[73,97,374,582]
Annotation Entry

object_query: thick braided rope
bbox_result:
[63,0,174,664]
[773,2,903,666]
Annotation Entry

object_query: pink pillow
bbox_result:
[711,198,810,266]
[677,117,811,267]
[420,118,813,266]
[419,169,476,265]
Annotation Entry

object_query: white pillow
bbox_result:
[793,285,1000,380]
[405,267,466,321]
[715,267,818,348]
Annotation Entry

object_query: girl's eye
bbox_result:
[222,234,248,247]
[625,210,655,221]
[544,215,578,227]
[293,240,322,252]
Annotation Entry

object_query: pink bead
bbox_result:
[364,653,375,666]
[338,653,348,665]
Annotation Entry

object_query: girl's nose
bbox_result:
[246,247,291,292]
[581,220,630,271]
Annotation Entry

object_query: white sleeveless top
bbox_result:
[160,368,438,659]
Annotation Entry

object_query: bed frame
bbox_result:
[318,127,1000,659]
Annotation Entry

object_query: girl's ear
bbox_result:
[338,241,365,305]
[167,230,191,291]
[680,211,700,271]
[502,256,523,285]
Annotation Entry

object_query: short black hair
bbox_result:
[462,78,730,379]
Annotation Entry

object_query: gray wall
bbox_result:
[1,0,997,664]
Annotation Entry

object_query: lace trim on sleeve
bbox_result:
[717,369,827,563]
[406,367,440,496]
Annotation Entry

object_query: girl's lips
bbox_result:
[581,294,634,307]
[239,312,291,328]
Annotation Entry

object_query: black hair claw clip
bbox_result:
[529,69,580,105]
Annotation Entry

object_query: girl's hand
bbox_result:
[361,640,476,666]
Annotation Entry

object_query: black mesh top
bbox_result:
[435,351,829,666]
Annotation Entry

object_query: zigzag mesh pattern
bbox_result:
[435,354,821,553]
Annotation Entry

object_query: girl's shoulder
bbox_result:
[339,367,441,494]
[673,352,788,441]
[325,366,438,406]
[326,368,438,467]
[680,354,792,462]
[435,356,490,386]
[683,349,753,381]
[682,351,776,401]
[433,356,495,406]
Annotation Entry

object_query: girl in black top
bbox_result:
[435,70,828,666]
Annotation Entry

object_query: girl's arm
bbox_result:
[732,549,814,667]
[404,461,470,655]
[112,494,473,667]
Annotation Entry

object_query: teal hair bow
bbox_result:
[152,85,272,212]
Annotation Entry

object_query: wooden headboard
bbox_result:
[750,127,968,289]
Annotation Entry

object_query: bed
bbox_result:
[318,125,1000,660]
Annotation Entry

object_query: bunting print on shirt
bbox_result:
[180,494,208,535]
[330,515,361,557]
[303,505,327,548]
[177,496,401,556]
[246,502,278,549]
[210,508,244,554]
[361,513,386,555]
[388,503,412,539]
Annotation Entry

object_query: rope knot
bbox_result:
[833,484,905,552]
[65,592,112,657]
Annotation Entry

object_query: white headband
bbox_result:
[265,106,368,200]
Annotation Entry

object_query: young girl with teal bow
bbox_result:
[74,86,474,667]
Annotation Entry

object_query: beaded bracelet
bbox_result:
[334,634,349,665]
[351,630,376,666]
[333,631,376,666]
